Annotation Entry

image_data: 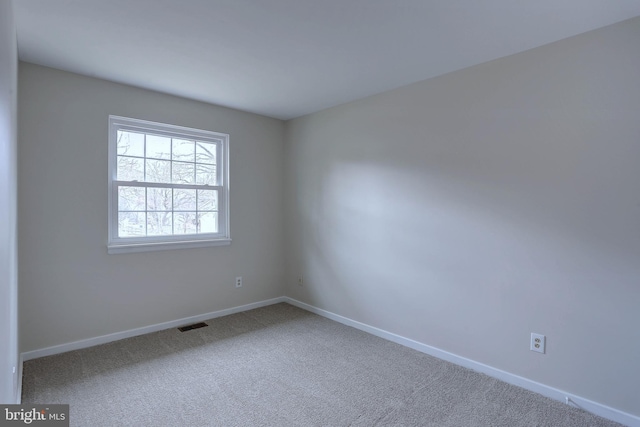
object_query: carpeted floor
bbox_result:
[22,303,622,426]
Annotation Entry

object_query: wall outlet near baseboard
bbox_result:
[235,277,243,288]
[297,276,304,286]
[531,333,546,354]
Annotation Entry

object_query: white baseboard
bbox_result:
[284,297,639,427]
[19,295,638,426]
[21,297,286,362]
[16,354,23,404]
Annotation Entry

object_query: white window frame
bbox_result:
[108,115,230,254]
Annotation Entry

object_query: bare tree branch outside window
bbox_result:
[115,130,219,237]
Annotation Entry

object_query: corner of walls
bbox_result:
[281,17,640,420]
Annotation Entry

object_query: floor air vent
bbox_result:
[178,322,208,332]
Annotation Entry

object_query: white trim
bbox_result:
[21,297,286,361]
[16,354,23,404]
[19,295,638,426]
[284,297,640,427]
[107,115,231,253]
[107,237,231,254]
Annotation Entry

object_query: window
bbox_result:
[108,116,230,254]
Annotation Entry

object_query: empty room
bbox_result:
[1,0,639,426]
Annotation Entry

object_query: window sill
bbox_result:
[108,238,231,254]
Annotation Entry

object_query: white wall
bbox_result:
[0,0,19,404]
[284,17,640,417]
[19,63,285,352]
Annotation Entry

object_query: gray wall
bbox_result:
[284,17,640,416]
[19,63,285,352]
[0,0,19,404]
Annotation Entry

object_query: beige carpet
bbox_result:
[22,303,622,426]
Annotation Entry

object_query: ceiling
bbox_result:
[14,1,640,120]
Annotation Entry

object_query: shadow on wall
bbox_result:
[300,102,640,287]
[287,20,640,413]
[296,131,640,336]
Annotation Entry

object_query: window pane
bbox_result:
[117,156,144,181]
[146,135,171,159]
[195,164,217,185]
[147,187,172,211]
[174,189,196,211]
[197,189,218,211]
[196,141,216,164]
[118,212,146,237]
[172,162,195,184]
[117,131,144,157]
[172,139,195,162]
[198,212,218,234]
[147,212,173,236]
[174,212,197,235]
[111,117,228,247]
[118,186,145,211]
[146,159,171,183]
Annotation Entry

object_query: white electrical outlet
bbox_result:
[530,333,546,354]
[297,276,304,286]
[235,277,243,288]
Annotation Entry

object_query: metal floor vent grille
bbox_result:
[178,322,208,332]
